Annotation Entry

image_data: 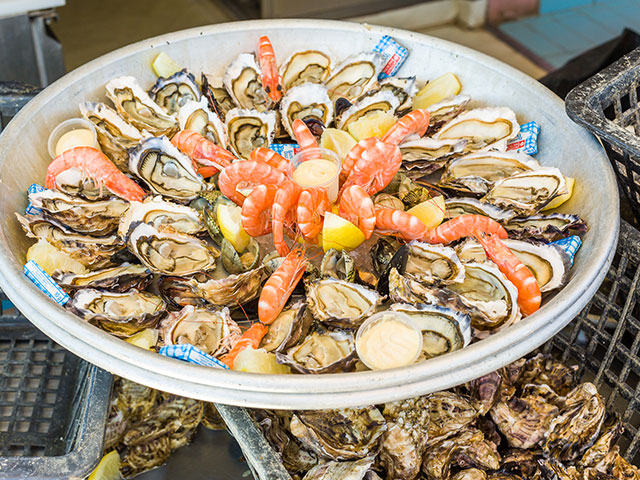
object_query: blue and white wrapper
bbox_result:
[269,143,300,160]
[24,260,70,305]
[373,35,409,79]
[25,184,46,215]
[507,121,540,155]
[550,235,582,267]
[159,344,230,369]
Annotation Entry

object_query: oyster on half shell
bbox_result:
[400,136,468,175]
[444,197,516,222]
[427,94,471,134]
[223,52,268,111]
[504,213,587,242]
[363,76,417,113]
[260,300,313,353]
[225,108,276,159]
[118,196,204,238]
[336,90,400,130]
[325,52,384,101]
[55,264,151,293]
[149,69,201,115]
[280,50,332,90]
[390,241,465,285]
[280,83,333,138]
[177,98,228,148]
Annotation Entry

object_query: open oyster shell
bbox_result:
[223,52,268,111]
[400,137,468,175]
[336,90,400,130]
[280,83,333,138]
[177,97,228,148]
[320,249,356,283]
[260,300,313,353]
[225,108,276,159]
[55,263,151,293]
[444,197,516,223]
[129,136,204,201]
[280,50,332,90]
[105,76,178,137]
[390,241,466,285]
[503,213,587,242]
[325,51,384,101]
[427,94,471,134]
[302,457,377,480]
[201,73,237,118]
[69,288,165,337]
[118,196,204,238]
[363,76,417,113]
[149,69,201,115]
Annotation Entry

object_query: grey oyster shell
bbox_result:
[149,69,201,115]
[503,213,587,242]
[302,457,376,480]
[177,97,228,148]
[427,94,471,134]
[223,52,268,111]
[336,90,399,130]
[280,83,333,138]
[279,50,332,90]
[320,249,356,283]
[400,136,468,175]
[363,76,417,113]
[325,52,385,101]
[118,196,204,238]
[259,300,313,353]
[390,241,465,285]
[55,263,151,293]
[201,73,237,118]
[444,197,517,223]
[225,108,276,159]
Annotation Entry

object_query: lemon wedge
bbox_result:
[126,328,159,350]
[407,195,446,229]
[322,212,365,252]
[152,52,182,78]
[88,450,121,480]
[413,72,462,110]
[232,347,291,374]
[217,203,251,252]
[542,177,575,211]
[26,239,87,276]
[321,128,357,160]
[347,111,397,141]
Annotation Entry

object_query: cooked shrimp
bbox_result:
[250,147,289,172]
[475,232,541,316]
[422,215,508,244]
[258,245,307,325]
[171,130,235,178]
[46,147,146,202]
[241,184,279,237]
[292,118,318,151]
[341,137,377,181]
[272,180,302,256]
[218,161,287,205]
[257,35,282,103]
[339,185,376,240]
[297,187,330,242]
[382,109,430,145]
[220,322,269,368]
[341,138,402,196]
[374,208,428,241]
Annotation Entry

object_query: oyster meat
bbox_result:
[336,90,400,130]
[201,73,237,118]
[223,52,268,111]
[129,136,204,201]
[220,237,260,274]
[225,107,276,159]
[105,76,178,136]
[55,263,151,293]
[260,300,313,353]
[363,76,417,113]
[124,222,219,276]
[444,197,516,223]
[277,327,357,374]
[280,83,333,138]
[400,137,468,175]
[325,52,384,101]
[69,288,165,337]
[280,50,332,90]
[320,249,356,282]
[177,97,228,147]
[503,213,587,242]
[427,94,471,134]
[149,69,201,115]
[118,196,204,237]
[390,241,465,285]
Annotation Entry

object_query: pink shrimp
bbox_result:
[382,109,431,145]
[338,185,376,240]
[272,180,302,256]
[375,208,429,241]
[46,147,146,202]
[292,118,318,151]
[241,184,279,237]
[220,322,269,368]
[475,233,541,316]
[250,147,289,172]
[341,138,402,196]
[258,245,307,325]
[296,187,330,242]
[422,215,508,244]
[218,161,287,206]
[171,130,235,178]
[257,35,282,103]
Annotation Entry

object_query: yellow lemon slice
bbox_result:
[26,239,87,276]
[232,347,291,374]
[152,52,182,78]
[542,177,575,211]
[407,195,446,229]
[347,111,397,141]
[217,203,251,252]
[126,329,159,350]
[88,450,121,480]
[321,128,357,160]
[413,72,462,110]
[322,212,365,252]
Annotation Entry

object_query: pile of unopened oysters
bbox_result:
[252,354,640,480]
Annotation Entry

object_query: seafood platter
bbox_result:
[0,20,618,408]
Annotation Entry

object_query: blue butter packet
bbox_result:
[550,235,582,267]
[373,35,409,79]
[24,260,70,305]
[159,344,230,369]
[507,121,540,155]
[269,143,300,160]
[25,184,46,215]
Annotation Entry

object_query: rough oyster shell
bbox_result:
[48,166,113,201]
[55,263,151,293]
[260,300,313,353]
[80,101,145,173]
[305,278,383,328]
[118,196,204,238]
[363,76,417,113]
[220,237,260,274]
[457,239,570,293]
[223,52,268,111]
[276,327,357,374]
[129,136,204,201]
[336,90,400,130]
[427,94,471,134]
[177,97,228,147]
[444,197,516,222]
[435,107,519,152]
[504,213,587,242]
[320,249,356,282]
[324,51,384,101]
[124,221,219,276]
[400,136,468,175]
[105,76,178,136]
[201,73,237,118]
[302,457,376,480]
[451,469,488,480]
[160,305,241,358]
[225,107,276,159]
[482,167,568,215]
[280,50,332,90]
[69,288,165,337]
[280,83,333,138]
[290,407,386,460]
[371,237,401,276]
[149,69,201,115]
[390,241,466,285]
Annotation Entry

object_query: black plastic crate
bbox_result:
[566,47,640,224]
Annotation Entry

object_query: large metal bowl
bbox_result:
[0,19,618,409]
